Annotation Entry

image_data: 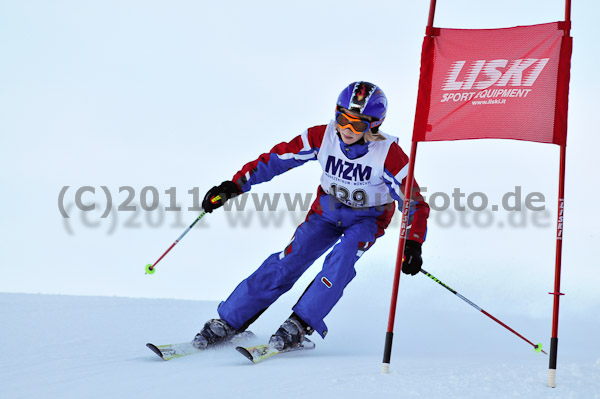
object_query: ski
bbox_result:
[147,330,256,361]
[236,338,316,364]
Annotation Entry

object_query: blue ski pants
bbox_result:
[217,193,394,338]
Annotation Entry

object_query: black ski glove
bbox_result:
[401,240,423,276]
[202,181,242,213]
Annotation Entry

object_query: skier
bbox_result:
[193,81,430,352]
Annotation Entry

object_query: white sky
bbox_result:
[1,0,598,320]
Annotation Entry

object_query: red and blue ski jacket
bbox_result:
[230,124,429,243]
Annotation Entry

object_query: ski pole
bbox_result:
[420,268,547,355]
[144,209,209,274]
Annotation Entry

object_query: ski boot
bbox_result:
[192,318,237,349]
[269,314,314,351]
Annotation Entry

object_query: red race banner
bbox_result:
[413,22,572,145]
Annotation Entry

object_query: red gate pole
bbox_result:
[548,0,571,388]
[381,0,437,374]
[426,0,437,28]
[548,145,566,388]
[381,141,418,373]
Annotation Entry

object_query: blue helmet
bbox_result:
[336,81,387,121]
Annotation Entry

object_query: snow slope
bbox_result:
[1,293,598,399]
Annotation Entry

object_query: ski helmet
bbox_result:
[336,81,387,122]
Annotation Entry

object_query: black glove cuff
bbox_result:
[405,239,422,253]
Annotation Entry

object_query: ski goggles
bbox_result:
[335,110,383,134]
